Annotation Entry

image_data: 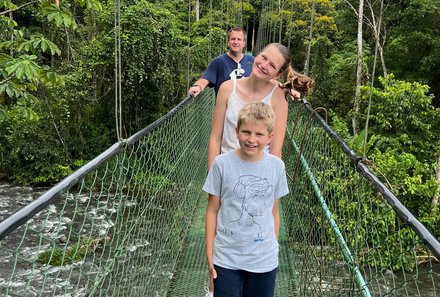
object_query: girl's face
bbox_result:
[253,45,285,80]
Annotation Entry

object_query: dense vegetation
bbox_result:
[0,0,439,248]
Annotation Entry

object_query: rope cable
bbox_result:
[304,0,316,76]
[270,0,276,43]
[287,0,294,49]
[114,0,122,141]
[278,0,283,43]
[256,0,269,53]
[240,0,243,28]
[208,0,213,61]
[222,0,226,47]
[187,0,191,90]
[362,0,384,161]
[263,0,270,50]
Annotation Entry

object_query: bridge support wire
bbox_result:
[287,131,372,297]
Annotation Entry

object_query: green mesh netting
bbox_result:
[282,102,439,296]
[0,93,439,297]
[0,91,215,296]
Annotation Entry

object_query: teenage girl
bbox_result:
[208,43,314,169]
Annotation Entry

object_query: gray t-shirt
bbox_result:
[203,150,289,273]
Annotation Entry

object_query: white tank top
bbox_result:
[221,79,278,154]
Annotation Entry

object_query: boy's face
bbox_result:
[235,120,273,161]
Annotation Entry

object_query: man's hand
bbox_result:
[188,79,209,97]
[188,84,202,97]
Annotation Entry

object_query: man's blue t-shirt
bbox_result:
[202,53,254,95]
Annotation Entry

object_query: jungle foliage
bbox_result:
[0,0,439,266]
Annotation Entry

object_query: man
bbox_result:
[188,28,255,97]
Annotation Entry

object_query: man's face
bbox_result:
[228,30,246,55]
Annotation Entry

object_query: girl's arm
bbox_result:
[270,88,289,158]
[206,194,220,280]
[208,82,232,169]
[272,199,280,240]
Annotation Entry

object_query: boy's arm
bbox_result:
[272,199,280,240]
[205,194,221,279]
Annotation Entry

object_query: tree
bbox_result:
[385,0,440,104]
[361,75,440,236]
[0,0,102,120]
[352,0,364,136]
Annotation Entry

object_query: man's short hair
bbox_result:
[237,102,276,133]
[228,27,246,41]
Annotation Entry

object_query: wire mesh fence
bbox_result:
[0,95,439,296]
[282,101,440,296]
[0,91,215,296]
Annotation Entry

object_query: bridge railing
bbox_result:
[0,90,215,296]
[282,100,440,296]
[0,94,439,297]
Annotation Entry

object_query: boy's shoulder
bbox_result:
[263,153,286,173]
[213,151,285,168]
[264,152,285,165]
[212,150,236,166]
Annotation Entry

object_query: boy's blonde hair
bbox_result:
[237,102,276,133]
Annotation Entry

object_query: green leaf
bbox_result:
[55,14,63,26]
[16,63,24,79]
[5,63,19,75]
[40,39,48,52]
[5,56,40,81]
[5,86,14,97]
[45,39,61,55]
[47,12,57,22]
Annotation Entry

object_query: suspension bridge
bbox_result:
[0,91,439,296]
[1,0,440,296]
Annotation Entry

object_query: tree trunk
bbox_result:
[304,0,316,76]
[251,20,255,53]
[367,0,387,78]
[9,12,14,57]
[195,0,199,21]
[379,37,388,78]
[352,0,364,136]
[433,154,440,207]
[278,0,283,43]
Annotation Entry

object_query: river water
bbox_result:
[0,182,102,296]
[0,182,439,296]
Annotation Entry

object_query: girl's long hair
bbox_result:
[264,43,315,98]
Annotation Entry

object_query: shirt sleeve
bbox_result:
[274,162,289,199]
[202,158,222,196]
[202,58,219,88]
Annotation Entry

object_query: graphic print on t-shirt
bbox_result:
[223,175,273,242]
[229,63,245,80]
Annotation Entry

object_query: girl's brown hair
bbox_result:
[263,43,315,97]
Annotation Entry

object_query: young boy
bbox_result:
[203,102,289,297]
